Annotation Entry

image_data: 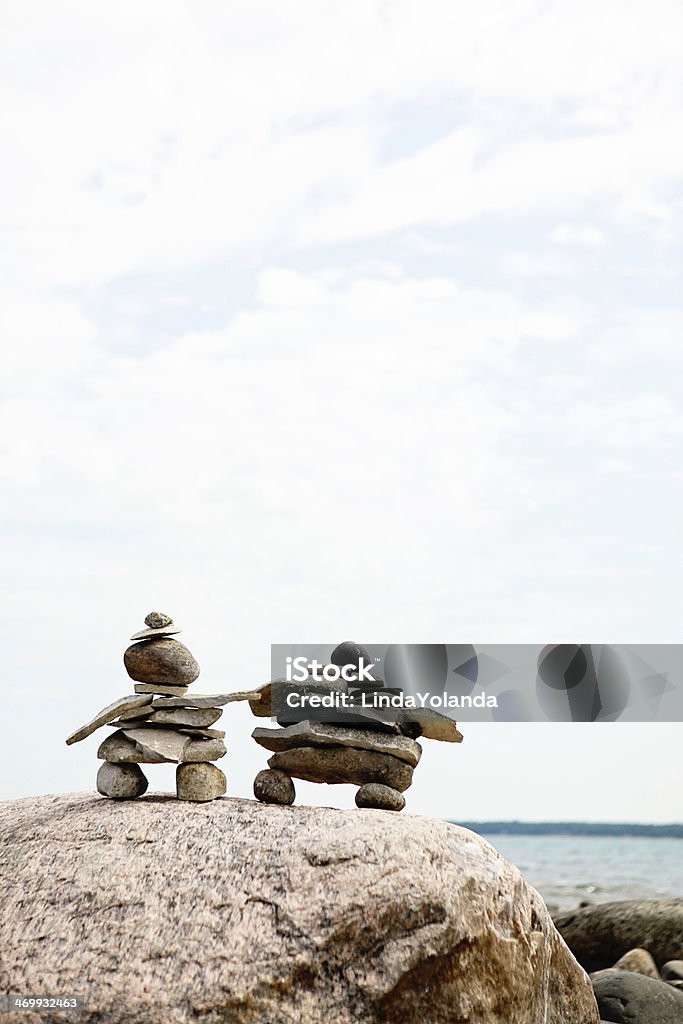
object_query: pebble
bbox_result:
[267,746,413,792]
[252,719,422,767]
[613,947,660,979]
[253,768,296,806]
[176,762,226,802]
[662,962,683,982]
[145,612,173,628]
[124,638,200,685]
[96,762,148,799]
[355,783,405,812]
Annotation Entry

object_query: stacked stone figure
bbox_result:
[66,612,259,802]
[250,642,463,812]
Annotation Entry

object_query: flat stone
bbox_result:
[121,728,190,762]
[591,968,683,1023]
[251,678,347,720]
[124,638,200,684]
[97,762,148,799]
[177,727,225,739]
[108,719,226,740]
[268,746,413,791]
[252,720,421,767]
[613,947,660,978]
[66,693,153,745]
[397,707,464,743]
[182,737,226,762]
[176,763,226,802]
[130,625,182,641]
[134,683,189,696]
[355,783,405,811]
[97,731,169,763]
[144,708,222,728]
[151,691,261,709]
[253,768,296,806]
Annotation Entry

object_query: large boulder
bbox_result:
[0,794,599,1024]
[554,899,683,972]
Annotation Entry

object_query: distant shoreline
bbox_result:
[456,821,683,839]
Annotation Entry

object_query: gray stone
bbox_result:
[122,728,190,763]
[397,707,464,743]
[251,677,347,719]
[182,737,226,762]
[355,783,405,811]
[591,968,683,1023]
[554,899,683,971]
[176,763,226,802]
[253,768,296,806]
[97,731,168,763]
[96,762,148,799]
[134,683,189,696]
[612,947,660,978]
[662,961,683,982]
[268,746,413,792]
[151,691,261,708]
[130,625,182,641]
[252,719,422,767]
[65,693,153,745]
[0,793,600,1024]
[144,708,222,728]
[145,612,173,628]
[124,638,200,685]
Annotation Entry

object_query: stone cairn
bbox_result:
[66,612,260,802]
[249,641,463,812]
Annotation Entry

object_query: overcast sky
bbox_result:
[1,1,682,820]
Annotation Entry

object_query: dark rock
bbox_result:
[268,746,413,791]
[176,763,226,802]
[330,641,372,670]
[96,762,148,799]
[124,638,200,685]
[591,968,683,1023]
[355,783,405,811]
[612,947,660,978]
[252,719,421,766]
[253,768,296,805]
[554,899,683,971]
[397,707,463,743]
[0,794,600,1024]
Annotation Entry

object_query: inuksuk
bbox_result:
[66,612,260,802]
[249,641,463,811]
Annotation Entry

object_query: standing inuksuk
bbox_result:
[249,641,463,812]
[66,612,259,802]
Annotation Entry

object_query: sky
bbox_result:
[1,0,682,820]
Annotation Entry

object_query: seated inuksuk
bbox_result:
[66,612,259,802]
[249,641,463,812]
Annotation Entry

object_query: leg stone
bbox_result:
[176,762,226,802]
[97,761,148,799]
[253,768,295,806]
[355,783,405,812]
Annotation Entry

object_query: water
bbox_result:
[478,834,683,914]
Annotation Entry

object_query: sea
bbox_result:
[475,833,683,914]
